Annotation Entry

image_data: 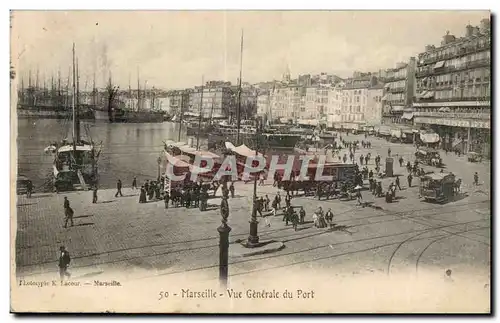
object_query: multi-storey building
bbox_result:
[340,75,383,129]
[256,91,270,117]
[165,89,191,115]
[413,18,491,156]
[269,84,305,121]
[327,85,343,126]
[381,58,417,124]
[189,82,234,118]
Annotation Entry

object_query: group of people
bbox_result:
[138,179,163,203]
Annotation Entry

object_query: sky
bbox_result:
[11,10,490,90]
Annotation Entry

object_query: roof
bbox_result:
[423,173,455,181]
[231,144,264,158]
[57,144,93,153]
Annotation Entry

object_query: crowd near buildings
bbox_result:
[17,18,491,156]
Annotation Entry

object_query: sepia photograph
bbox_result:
[10,10,491,313]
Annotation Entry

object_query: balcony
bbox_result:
[413,111,490,120]
[417,42,491,67]
[382,75,407,83]
[415,96,490,104]
[416,59,491,77]
[388,87,406,93]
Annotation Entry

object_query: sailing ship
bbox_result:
[49,44,101,192]
[93,72,164,123]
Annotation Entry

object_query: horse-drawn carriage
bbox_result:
[415,148,443,167]
[419,172,459,203]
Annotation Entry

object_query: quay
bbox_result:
[15,134,490,284]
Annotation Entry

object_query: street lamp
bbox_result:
[218,165,231,288]
[245,119,261,247]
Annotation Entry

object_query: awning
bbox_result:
[420,133,440,143]
[391,105,404,112]
[424,91,435,99]
[402,112,414,120]
[416,91,428,99]
[434,61,445,68]
[231,144,264,158]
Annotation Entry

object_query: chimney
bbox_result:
[480,18,490,34]
[466,24,474,37]
[442,31,456,45]
[473,26,481,36]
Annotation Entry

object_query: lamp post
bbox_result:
[246,119,261,247]
[157,156,162,181]
[218,177,231,288]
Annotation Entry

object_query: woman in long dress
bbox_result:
[139,186,147,203]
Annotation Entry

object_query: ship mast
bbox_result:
[196,75,204,150]
[137,67,141,111]
[76,56,80,141]
[72,43,78,149]
[236,29,244,146]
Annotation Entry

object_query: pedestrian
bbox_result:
[264,195,270,212]
[364,155,369,165]
[139,186,147,203]
[395,176,402,190]
[26,180,33,198]
[388,148,391,157]
[259,173,265,186]
[229,182,235,198]
[63,197,74,228]
[264,213,271,227]
[299,206,306,224]
[164,191,170,209]
[359,154,364,165]
[325,208,334,223]
[132,177,137,190]
[276,192,282,209]
[144,180,150,194]
[115,179,123,197]
[92,185,98,204]
[356,189,363,205]
[399,156,404,167]
[474,172,479,186]
[272,197,278,216]
[58,246,71,282]
[407,173,413,188]
[291,210,299,231]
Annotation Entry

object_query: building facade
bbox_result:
[339,75,384,129]
[413,18,491,156]
[269,84,305,121]
[381,58,417,125]
[189,82,234,118]
[256,92,270,117]
[327,86,343,126]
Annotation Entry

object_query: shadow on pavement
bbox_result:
[74,214,93,219]
[76,222,95,227]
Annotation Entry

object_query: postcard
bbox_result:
[11,10,491,313]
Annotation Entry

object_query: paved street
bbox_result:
[15,135,490,292]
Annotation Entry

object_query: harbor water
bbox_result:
[16,119,195,191]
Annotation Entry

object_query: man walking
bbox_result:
[395,175,402,190]
[474,172,479,186]
[58,246,71,283]
[132,177,137,190]
[26,180,33,198]
[407,173,413,188]
[115,179,123,197]
[63,197,74,228]
[92,185,98,204]
[164,191,170,209]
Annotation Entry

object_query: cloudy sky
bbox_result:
[11,10,489,90]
